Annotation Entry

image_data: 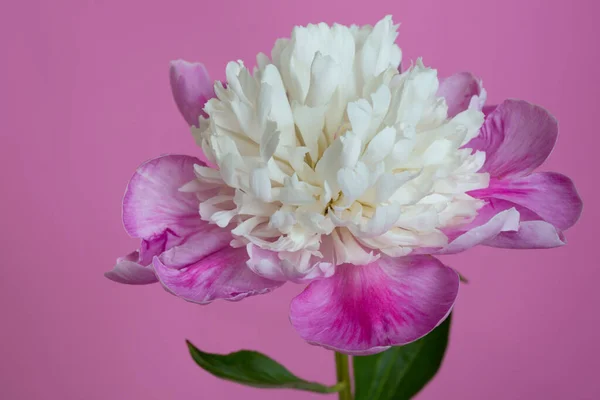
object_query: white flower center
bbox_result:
[189,16,489,270]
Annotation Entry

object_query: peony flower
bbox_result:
[106,16,581,355]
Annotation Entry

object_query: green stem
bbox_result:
[335,352,353,400]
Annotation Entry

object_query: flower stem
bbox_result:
[335,352,352,400]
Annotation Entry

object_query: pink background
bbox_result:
[1,0,598,399]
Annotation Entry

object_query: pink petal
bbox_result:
[153,246,283,304]
[137,229,176,265]
[437,72,485,117]
[441,206,520,254]
[466,100,558,178]
[170,60,214,127]
[105,251,158,285]
[108,212,234,284]
[246,244,335,283]
[122,155,203,239]
[471,172,582,230]
[289,256,458,355]
[484,220,566,249]
[158,226,234,269]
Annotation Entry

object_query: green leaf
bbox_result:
[353,314,452,400]
[186,341,343,394]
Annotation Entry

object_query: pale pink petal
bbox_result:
[437,72,484,117]
[123,155,203,239]
[245,245,288,281]
[484,220,566,249]
[471,172,582,231]
[466,100,558,178]
[170,60,214,127]
[246,245,336,283]
[105,251,158,285]
[153,247,283,304]
[289,256,458,355]
[441,206,520,254]
[447,194,575,250]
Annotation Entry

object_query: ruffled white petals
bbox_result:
[358,15,402,87]
[184,16,489,272]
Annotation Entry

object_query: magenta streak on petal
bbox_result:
[137,229,176,265]
[289,255,458,355]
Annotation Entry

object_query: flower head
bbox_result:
[106,16,582,355]
[191,16,488,280]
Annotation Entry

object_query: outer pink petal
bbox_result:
[466,100,558,178]
[484,220,566,249]
[437,72,485,117]
[105,251,158,285]
[471,172,582,231]
[123,155,202,239]
[153,246,283,304]
[170,60,214,127]
[289,256,459,355]
[109,208,234,285]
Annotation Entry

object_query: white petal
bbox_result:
[374,171,417,203]
[347,99,372,139]
[305,53,341,107]
[332,228,379,265]
[339,132,362,168]
[338,162,371,202]
[250,166,272,202]
[260,120,280,161]
[362,126,396,164]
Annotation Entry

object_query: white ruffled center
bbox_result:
[188,16,489,275]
